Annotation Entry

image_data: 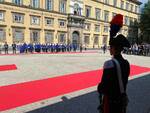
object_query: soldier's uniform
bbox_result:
[97,34,130,113]
[4,42,8,54]
[0,44,2,54]
[12,43,17,54]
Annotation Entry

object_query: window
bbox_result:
[45,31,54,43]
[112,12,116,18]
[13,0,22,5]
[74,3,81,15]
[104,26,109,33]
[31,0,39,8]
[31,16,40,25]
[0,0,4,2]
[120,1,124,9]
[126,2,129,10]
[85,6,91,18]
[84,36,90,44]
[135,6,137,13]
[113,0,117,7]
[12,28,24,42]
[125,16,127,25]
[0,28,6,41]
[129,17,133,25]
[45,18,54,26]
[59,33,66,43]
[30,30,40,42]
[59,0,66,13]
[13,13,24,23]
[33,32,38,42]
[137,6,140,13]
[84,23,91,31]
[0,12,4,21]
[95,25,100,32]
[130,4,133,12]
[124,16,129,25]
[104,10,109,22]
[95,8,101,20]
[94,35,99,45]
[46,0,53,11]
[135,6,140,13]
[104,0,109,4]
[59,19,66,27]
[103,35,108,44]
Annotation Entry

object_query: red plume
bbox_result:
[110,14,123,27]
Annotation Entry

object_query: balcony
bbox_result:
[68,14,85,20]
[67,13,85,28]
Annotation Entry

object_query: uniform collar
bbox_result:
[113,54,123,59]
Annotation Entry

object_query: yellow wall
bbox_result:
[0,0,141,48]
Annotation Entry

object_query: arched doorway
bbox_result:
[72,31,80,47]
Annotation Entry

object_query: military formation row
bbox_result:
[0,42,86,54]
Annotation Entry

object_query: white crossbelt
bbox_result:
[112,58,125,94]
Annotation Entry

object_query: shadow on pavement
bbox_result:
[27,91,100,113]
[27,75,150,113]
[127,74,150,113]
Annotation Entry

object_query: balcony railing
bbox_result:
[67,13,85,28]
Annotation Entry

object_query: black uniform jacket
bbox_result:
[98,54,130,100]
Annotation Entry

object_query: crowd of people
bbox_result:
[123,43,150,56]
[100,43,150,56]
[0,42,85,54]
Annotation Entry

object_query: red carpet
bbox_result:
[0,64,17,71]
[130,65,150,76]
[0,65,149,111]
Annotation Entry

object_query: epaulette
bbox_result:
[103,60,114,69]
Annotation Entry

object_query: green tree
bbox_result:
[128,19,139,44]
[140,1,150,43]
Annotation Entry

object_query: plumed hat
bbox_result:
[109,34,131,48]
[110,14,123,26]
[109,14,130,48]
[110,14,123,39]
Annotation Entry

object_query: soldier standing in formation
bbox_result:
[0,44,2,54]
[12,42,17,54]
[80,44,83,52]
[4,42,8,54]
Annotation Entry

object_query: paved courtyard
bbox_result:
[0,50,150,113]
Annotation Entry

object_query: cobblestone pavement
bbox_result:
[0,50,150,113]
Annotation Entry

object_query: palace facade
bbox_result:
[0,0,141,48]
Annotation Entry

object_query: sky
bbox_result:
[139,0,148,9]
[140,0,148,5]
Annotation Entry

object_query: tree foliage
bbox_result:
[128,20,139,44]
[140,1,150,43]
